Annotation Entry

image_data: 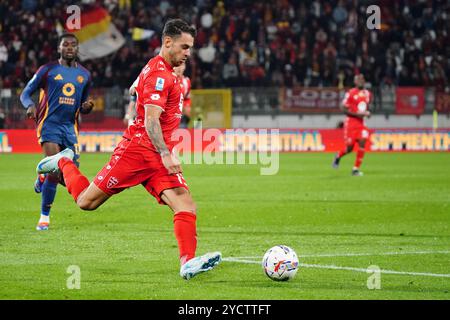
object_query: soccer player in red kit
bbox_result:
[332,74,371,176]
[36,19,221,280]
[174,62,192,128]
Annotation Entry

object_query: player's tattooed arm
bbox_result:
[144,104,182,174]
[144,105,169,155]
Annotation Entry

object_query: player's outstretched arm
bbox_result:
[144,104,182,174]
[20,66,49,120]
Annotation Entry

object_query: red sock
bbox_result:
[58,158,90,202]
[354,148,366,169]
[173,211,197,265]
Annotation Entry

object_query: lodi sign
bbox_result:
[280,87,346,113]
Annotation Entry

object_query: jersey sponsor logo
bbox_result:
[155,77,165,91]
[54,74,63,80]
[77,75,84,83]
[107,176,119,189]
[151,93,160,101]
[59,97,75,105]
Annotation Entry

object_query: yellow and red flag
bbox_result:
[66,7,125,61]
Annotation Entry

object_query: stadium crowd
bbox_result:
[0,0,449,91]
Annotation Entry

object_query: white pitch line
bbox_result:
[300,263,450,278]
[229,250,450,259]
[222,257,450,278]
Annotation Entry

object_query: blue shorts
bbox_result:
[40,135,80,167]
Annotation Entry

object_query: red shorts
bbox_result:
[94,137,189,204]
[344,125,370,146]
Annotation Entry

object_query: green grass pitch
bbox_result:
[0,152,449,300]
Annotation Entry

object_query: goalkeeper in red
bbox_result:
[36,19,221,280]
[332,74,371,176]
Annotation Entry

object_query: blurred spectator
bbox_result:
[222,55,240,87]
[0,41,7,63]
[198,39,216,72]
[0,0,448,91]
[0,107,5,129]
[332,0,348,25]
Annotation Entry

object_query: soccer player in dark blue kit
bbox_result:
[20,33,94,230]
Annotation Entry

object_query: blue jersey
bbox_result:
[20,61,91,146]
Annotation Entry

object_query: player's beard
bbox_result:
[63,52,77,65]
[169,51,187,67]
[173,58,186,67]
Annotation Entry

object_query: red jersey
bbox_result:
[342,88,371,127]
[124,55,183,152]
[180,75,191,113]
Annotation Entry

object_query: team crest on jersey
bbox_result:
[77,75,84,83]
[151,93,160,100]
[62,83,75,97]
[54,74,63,80]
[107,176,118,189]
[155,77,165,91]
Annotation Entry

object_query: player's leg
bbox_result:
[333,124,356,168]
[36,148,111,211]
[161,187,197,264]
[36,142,61,230]
[352,138,367,176]
[74,182,111,210]
[37,138,141,211]
[57,156,111,210]
[34,174,45,193]
[160,187,221,280]
[333,144,354,169]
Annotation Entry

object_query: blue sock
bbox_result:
[41,178,58,216]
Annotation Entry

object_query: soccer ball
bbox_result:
[262,245,299,281]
